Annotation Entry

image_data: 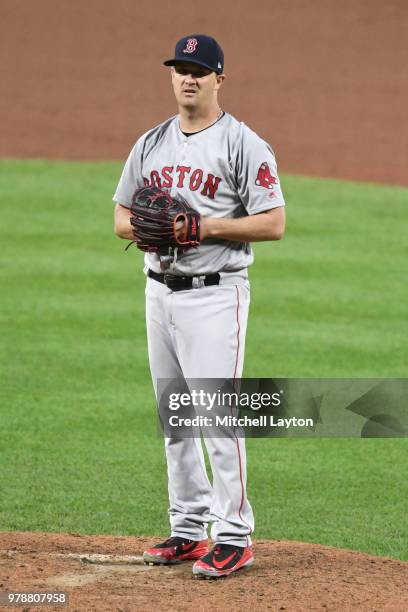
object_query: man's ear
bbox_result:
[215,73,226,90]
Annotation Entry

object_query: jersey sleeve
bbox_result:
[112,136,147,208]
[235,125,285,215]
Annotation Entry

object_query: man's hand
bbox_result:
[114,204,133,240]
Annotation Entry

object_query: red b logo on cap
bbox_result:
[183,38,198,53]
[255,162,278,190]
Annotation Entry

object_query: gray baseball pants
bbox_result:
[145,272,254,547]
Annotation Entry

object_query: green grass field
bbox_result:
[0,160,407,560]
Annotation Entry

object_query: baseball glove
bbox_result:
[128,186,201,254]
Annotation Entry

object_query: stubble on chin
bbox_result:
[178,94,197,112]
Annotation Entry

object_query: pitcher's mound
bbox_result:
[0,532,406,611]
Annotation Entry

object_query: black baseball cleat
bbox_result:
[192,543,254,578]
[143,536,209,565]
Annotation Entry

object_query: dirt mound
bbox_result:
[0,532,406,611]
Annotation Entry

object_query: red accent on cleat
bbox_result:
[212,551,238,569]
[143,537,209,565]
[192,544,254,577]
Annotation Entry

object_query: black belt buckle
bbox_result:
[163,274,191,291]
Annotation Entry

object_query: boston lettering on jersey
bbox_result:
[143,166,222,200]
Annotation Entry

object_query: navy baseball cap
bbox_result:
[164,34,224,74]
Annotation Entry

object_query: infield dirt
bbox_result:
[1,0,407,185]
[1,532,407,611]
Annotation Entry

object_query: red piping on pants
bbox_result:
[233,285,252,547]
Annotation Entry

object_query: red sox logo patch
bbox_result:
[183,38,198,54]
[255,162,278,190]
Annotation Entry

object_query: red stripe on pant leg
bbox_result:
[232,285,252,546]
[233,285,241,382]
[235,438,252,546]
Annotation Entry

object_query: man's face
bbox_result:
[171,62,224,110]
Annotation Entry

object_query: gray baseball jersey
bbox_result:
[113,112,285,275]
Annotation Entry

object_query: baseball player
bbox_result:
[113,34,285,578]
